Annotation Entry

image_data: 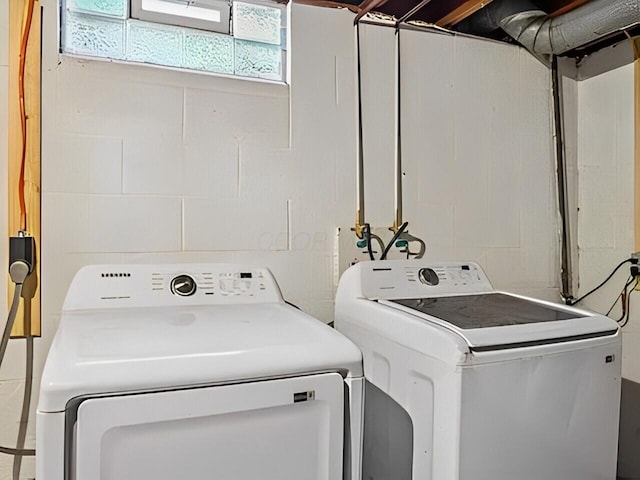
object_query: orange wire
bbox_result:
[18,0,35,232]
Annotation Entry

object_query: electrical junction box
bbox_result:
[335,226,408,286]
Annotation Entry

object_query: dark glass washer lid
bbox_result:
[390,293,580,329]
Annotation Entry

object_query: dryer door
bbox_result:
[72,373,344,480]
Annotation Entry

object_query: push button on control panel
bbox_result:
[218,272,255,296]
[418,268,440,286]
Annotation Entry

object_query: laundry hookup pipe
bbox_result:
[354,21,366,238]
[392,26,403,233]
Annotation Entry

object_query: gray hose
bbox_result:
[12,334,34,479]
[0,446,34,456]
[370,234,386,256]
[0,260,36,475]
[0,261,30,368]
[0,283,23,373]
[398,231,426,259]
[381,222,408,260]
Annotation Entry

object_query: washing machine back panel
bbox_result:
[72,373,344,480]
[63,264,282,310]
[357,260,493,300]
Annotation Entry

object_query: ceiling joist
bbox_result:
[436,0,493,27]
[550,0,591,16]
[355,0,389,23]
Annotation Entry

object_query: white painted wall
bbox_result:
[0,2,557,477]
[576,63,636,377]
[575,61,638,479]
[358,25,557,300]
[399,29,558,300]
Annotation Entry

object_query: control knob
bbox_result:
[418,268,440,286]
[170,275,197,297]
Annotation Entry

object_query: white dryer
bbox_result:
[335,260,621,480]
[37,264,363,480]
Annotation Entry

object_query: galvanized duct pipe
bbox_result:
[458,0,640,57]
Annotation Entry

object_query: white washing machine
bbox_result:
[335,260,621,480]
[37,264,364,480]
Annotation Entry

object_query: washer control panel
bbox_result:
[63,264,282,310]
[216,271,269,296]
[359,260,493,300]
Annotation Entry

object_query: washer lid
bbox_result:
[390,293,580,329]
[38,303,362,412]
[381,292,619,351]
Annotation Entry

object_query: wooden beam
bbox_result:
[550,0,591,17]
[354,0,388,23]
[8,0,41,338]
[436,0,493,28]
[434,0,590,28]
[293,0,360,13]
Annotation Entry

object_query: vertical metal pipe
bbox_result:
[632,36,640,253]
[354,22,366,238]
[390,1,435,233]
[393,27,403,232]
[552,56,573,301]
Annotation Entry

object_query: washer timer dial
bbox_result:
[418,268,440,286]
[170,275,197,297]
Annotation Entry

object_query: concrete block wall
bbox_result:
[400,30,557,300]
[574,62,638,479]
[575,64,635,376]
[0,2,557,477]
[360,26,557,300]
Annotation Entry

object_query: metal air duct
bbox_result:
[458,0,640,59]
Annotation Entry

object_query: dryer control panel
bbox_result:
[63,264,283,311]
[358,260,493,300]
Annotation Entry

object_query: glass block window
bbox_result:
[60,0,288,82]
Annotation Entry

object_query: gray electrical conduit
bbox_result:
[0,261,36,477]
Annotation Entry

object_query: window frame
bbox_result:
[130,0,231,35]
[59,0,289,84]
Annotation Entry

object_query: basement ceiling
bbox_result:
[308,0,594,26]
[302,0,638,58]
